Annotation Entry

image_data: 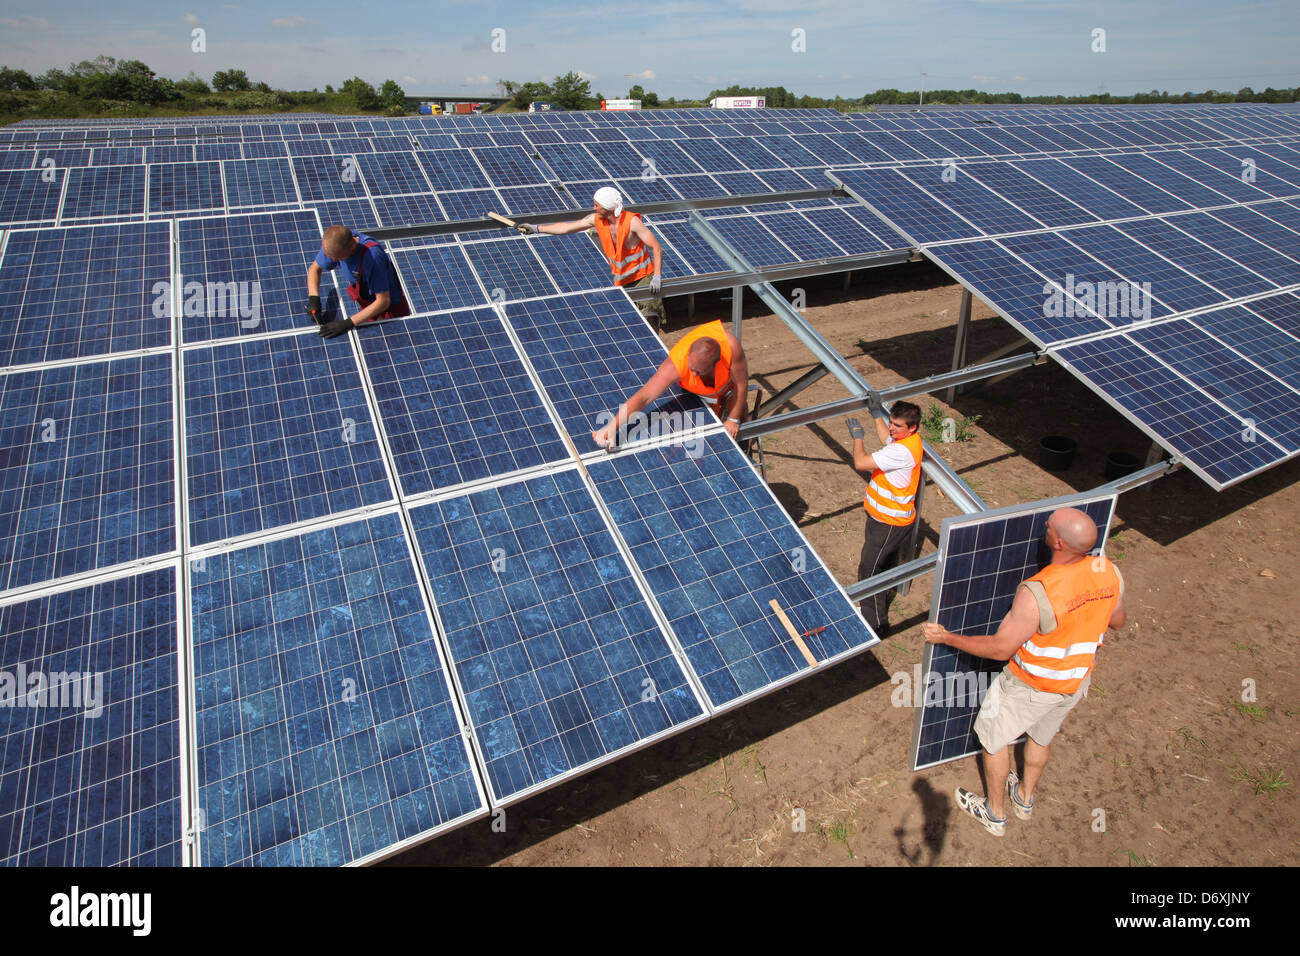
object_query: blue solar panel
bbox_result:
[912,495,1115,770]
[56,166,146,222]
[528,233,615,294]
[495,184,567,216]
[461,239,558,302]
[191,512,484,866]
[90,146,145,166]
[614,175,679,204]
[0,566,181,865]
[586,142,656,178]
[291,155,368,203]
[504,289,707,447]
[758,211,850,261]
[635,141,706,176]
[1143,149,1274,203]
[356,152,431,197]
[802,207,897,255]
[589,433,878,710]
[414,149,492,191]
[1058,224,1224,315]
[1130,320,1300,452]
[359,308,569,495]
[1050,155,1190,216]
[1054,335,1286,487]
[834,167,982,245]
[1183,147,1300,195]
[178,210,330,342]
[536,144,609,182]
[655,221,732,275]
[221,158,299,208]
[0,169,64,225]
[706,215,798,267]
[470,146,548,187]
[311,197,380,233]
[371,193,447,229]
[241,141,288,160]
[195,143,242,162]
[676,139,750,173]
[145,145,195,164]
[1124,215,1278,297]
[435,188,501,222]
[182,333,393,546]
[962,162,1098,228]
[0,221,172,367]
[925,239,1112,345]
[409,468,704,804]
[897,164,1043,235]
[390,244,487,313]
[0,354,175,592]
[147,162,223,216]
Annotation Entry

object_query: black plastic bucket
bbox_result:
[1038,435,1077,471]
[1105,451,1141,481]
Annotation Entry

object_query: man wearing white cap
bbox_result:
[515,186,666,328]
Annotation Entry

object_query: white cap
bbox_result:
[593,186,623,218]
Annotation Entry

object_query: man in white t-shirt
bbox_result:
[846,401,923,635]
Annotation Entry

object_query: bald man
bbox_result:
[306,225,410,339]
[921,507,1127,836]
[592,319,748,447]
[515,186,666,328]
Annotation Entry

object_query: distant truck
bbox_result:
[601,99,641,111]
[417,103,443,115]
[529,101,563,112]
[709,96,766,109]
[453,103,479,115]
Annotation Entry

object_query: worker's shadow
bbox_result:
[894,777,949,865]
[768,482,808,523]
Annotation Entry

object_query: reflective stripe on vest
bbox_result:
[668,320,733,400]
[863,432,922,526]
[1008,556,1119,695]
[594,212,654,286]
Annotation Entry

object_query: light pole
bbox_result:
[920,72,926,107]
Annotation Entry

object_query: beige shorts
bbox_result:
[973,667,1091,753]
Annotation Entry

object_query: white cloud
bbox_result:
[576,70,597,83]
[402,75,418,85]
[1013,75,1029,82]
[971,74,997,82]
[182,13,200,25]
[269,16,313,29]
[462,74,491,85]
[626,69,657,81]
[0,15,49,29]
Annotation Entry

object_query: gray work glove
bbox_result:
[846,417,865,441]
[515,223,537,236]
[649,274,662,295]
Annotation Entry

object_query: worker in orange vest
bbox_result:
[847,400,923,636]
[515,186,666,328]
[592,319,748,448]
[922,508,1127,836]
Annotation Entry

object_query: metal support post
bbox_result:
[731,285,743,340]
[946,288,972,404]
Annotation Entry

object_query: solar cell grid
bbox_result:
[356,152,431,197]
[291,154,368,203]
[898,164,1043,235]
[389,244,488,313]
[0,169,65,225]
[0,354,176,593]
[190,512,484,866]
[588,433,878,710]
[470,146,548,187]
[410,469,705,803]
[833,167,983,245]
[60,165,147,220]
[461,239,558,302]
[182,332,393,547]
[147,161,224,217]
[0,566,182,865]
[221,158,299,208]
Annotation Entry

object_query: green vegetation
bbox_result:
[1232,765,1291,797]
[920,402,981,443]
[1229,699,1268,722]
[0,56,414,123]
[818,819,855,858]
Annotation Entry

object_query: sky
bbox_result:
[1,0,1298,100]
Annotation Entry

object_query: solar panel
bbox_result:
[0,354,176,593]
[495,184,567,216]
[371,193,447,230]
[434,188,501,222]
[588,432,879,710]
[470,146,548,187]
[182,332,394,547]
[358,308,569,496]
[1058,223,1225,315]
[961,162,1098,228]
[409,468,706,804]
[291,155,369,203]
[833,167,982,245]
[190,512,485,865]
[311,197,381,232]
[528,233,615,294]
[389,244,487,313]
[177,210,329,343]
[0,565,182,865]
[896,164,1043,235]
[1053,335,1286,487]
[0,221,172,367]
[356,152,431,197]
[759,211,851,261]
[461,238,558,302]
[147,161,224,217]
[221,158,299,208]
[705,215,798,268]
[535,144,609,183]
[654,221,732,275]
[503,289,707,447]
[0,169,64,225]
[912,494,1115,770]
[802,207,899,255]
[1115,217,1274,300]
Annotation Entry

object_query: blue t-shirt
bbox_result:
[314,232,404,304]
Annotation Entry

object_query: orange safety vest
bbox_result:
[668,321,733,406]
[594,211,655,286]
[1008,556,1120,695]
[863,432,923,526]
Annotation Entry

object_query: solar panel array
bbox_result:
[6,102,1300,864]
[911,493,1116,771]
[833,136,1300,489]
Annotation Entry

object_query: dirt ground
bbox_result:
[388,261,1299,867]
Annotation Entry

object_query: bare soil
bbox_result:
[389,262,1299,867]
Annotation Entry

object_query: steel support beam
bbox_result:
[846,552,937,601]
[946,288,972,404]
[624,250,912,302]
[731,286,743,340]
[754,365,831,418]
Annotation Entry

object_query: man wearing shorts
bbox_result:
[921,507,1127,836]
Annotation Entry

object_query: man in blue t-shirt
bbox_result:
[306,225,410,338]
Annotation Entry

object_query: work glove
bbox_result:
[515,223,537,236]
[846,418,865,441]
[319,318,355,339]
[649,274,662,295]
[306,295,323,325]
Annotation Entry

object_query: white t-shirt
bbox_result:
[872,438,919,488]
